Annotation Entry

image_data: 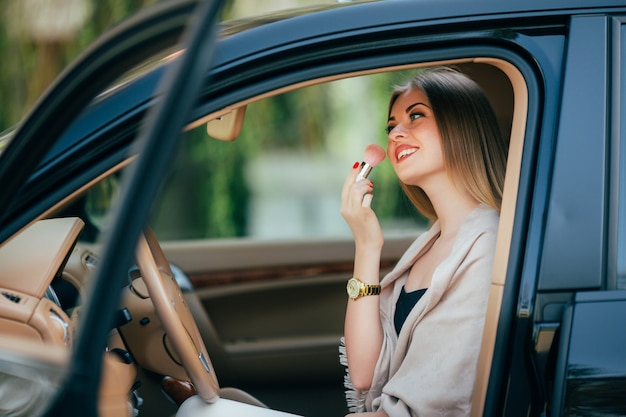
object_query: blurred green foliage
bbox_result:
[150,73,426,241]
[0,0,161,132]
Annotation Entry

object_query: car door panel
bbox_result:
[538,15,609,292]
[163,235,415,388]
[551,291,626,416]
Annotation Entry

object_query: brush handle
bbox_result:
[356,162,373,181]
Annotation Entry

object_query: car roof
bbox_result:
[216,0,623,60]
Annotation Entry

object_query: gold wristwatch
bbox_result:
[346,277,381,300]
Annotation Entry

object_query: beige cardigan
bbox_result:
[340,205,499,417]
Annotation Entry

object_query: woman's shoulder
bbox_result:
[466,204,500,234]
[451,205,499,256]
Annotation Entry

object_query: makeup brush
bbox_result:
[356,144,386,181]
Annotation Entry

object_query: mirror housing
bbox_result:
[206,107,246,141]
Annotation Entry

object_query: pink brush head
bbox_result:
[363,144,386,167]
[357,144,386,181]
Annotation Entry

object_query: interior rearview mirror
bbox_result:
[206,107,246,141]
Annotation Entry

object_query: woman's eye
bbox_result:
[410,112,424,121]
[385,125,395,134]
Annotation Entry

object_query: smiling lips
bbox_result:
[396,147,418,162]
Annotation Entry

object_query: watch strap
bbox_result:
[360,283,381,297]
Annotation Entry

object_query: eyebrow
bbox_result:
[387,102,430,122]
[406,101,429,112]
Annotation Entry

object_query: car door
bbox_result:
[496,14,626,417]
[0,1,225,417]
[546,15,626,417]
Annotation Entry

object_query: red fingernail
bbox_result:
[353,161,360,169]
[369,182,374,188]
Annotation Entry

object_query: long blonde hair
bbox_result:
[388,67,508,221]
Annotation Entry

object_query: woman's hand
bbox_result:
[340,162,384,251]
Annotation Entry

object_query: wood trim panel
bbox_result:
[188,258,398,288]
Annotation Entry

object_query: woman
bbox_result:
[339,67,508,417]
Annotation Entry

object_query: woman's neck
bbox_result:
[425,180,479,240]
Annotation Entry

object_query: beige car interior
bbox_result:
[0,57,526,417]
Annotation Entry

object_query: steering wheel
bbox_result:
[135,228,219,403]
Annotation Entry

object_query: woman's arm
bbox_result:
[343,244,384,390]
[340,163,385,390]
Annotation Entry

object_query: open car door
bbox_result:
[0,1,226,416]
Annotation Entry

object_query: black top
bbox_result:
[394,286,428,335]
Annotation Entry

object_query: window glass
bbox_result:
[149,72,428,241]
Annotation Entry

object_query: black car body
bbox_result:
[1,0,625,416]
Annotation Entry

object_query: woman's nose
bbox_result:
[388,124,406,142]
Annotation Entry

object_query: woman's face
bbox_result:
[386,87,445,187]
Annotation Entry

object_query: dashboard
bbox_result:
[0,217,86,346]
[0,217,142,417]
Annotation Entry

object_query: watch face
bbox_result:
[347,278,361,299]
